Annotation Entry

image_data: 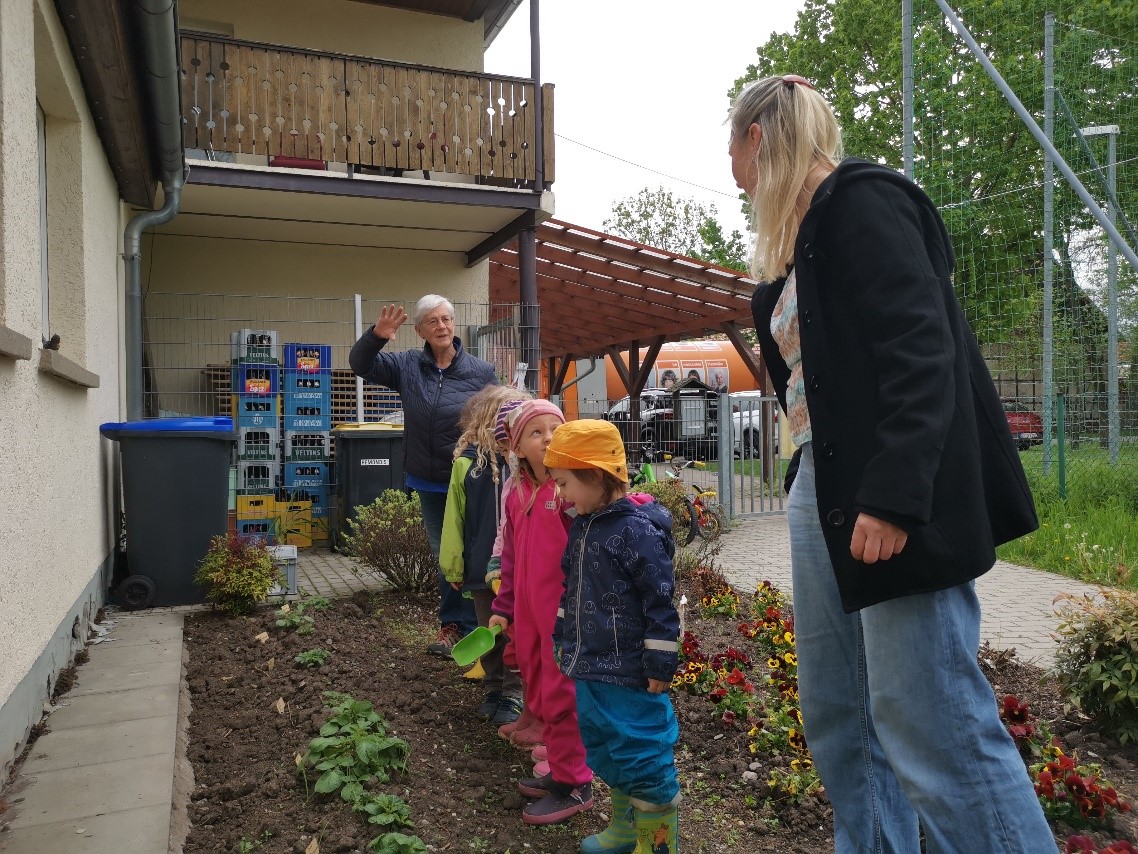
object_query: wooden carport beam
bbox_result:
[719,321,767,394]
[605,336,665,422]
[549,353,574,396]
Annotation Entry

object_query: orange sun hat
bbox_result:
[543,419,629,483]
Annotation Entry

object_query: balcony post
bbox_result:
[518,226,540,392]
[530,0,543,189]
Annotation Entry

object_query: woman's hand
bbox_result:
[850,513,908,564]
[449,581,462,591]
[488,614,509,633]
[373,304,408,340]
[647,678,670,694]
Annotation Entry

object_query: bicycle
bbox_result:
[662,456,724,541]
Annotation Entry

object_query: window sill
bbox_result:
[39,349,100,388]
[0,324,35,361]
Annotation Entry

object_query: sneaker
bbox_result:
[531,744,548,762]
[532,759,550,778]
[522,781,594,825]
[478,691,502,719]
[517,772,554,798]
[427,624,461,657]
[491,696,523,726]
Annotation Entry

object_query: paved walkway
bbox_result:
[0,515,1104,852]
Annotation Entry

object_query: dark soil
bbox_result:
[178,579,1138,854]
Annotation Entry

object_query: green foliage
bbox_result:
[631,479,724,578]
[275,602,316,636]
[298,691,410,795]
[294,648,331,668]
[367,832,428,854]
[193,534,280,616]
[351,792,412,828]
[1055,589,1138,744]
[342,490,437,594]
[604,186,749,270]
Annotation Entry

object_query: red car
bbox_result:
[1002,401,1042,450]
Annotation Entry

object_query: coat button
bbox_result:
[803,242,815,260]
[809,375,821,392]
[826,509,845,527]
[803,308,812,325]
[822,441,835,457]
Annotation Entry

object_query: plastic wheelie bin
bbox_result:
[331,423,405,550]
[99,417,236,608]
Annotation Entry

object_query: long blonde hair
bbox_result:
[728,76,843,280]
[453,385,530,484]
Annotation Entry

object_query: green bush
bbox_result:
[1054,588,1138,744]
[630,479,721,578]
[193,533,280,615]
[342,489,436,594]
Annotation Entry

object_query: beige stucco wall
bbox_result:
[179,0,486,73]
[0,0,126,756]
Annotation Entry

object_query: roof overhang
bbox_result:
[347,0,524,47]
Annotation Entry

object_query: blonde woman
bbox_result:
[733,75,1053,851]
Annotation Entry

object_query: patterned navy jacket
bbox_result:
[555,496,680,688]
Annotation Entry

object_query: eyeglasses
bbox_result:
[420,315,454,330]
[781,74,816,91]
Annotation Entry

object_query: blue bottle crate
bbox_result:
[235,395,280,428]
[233,363,279,396]
[236,518,275,544]
[283,413,331,432]
[284,393,331,416]
[284,461,329,489]
[283,343,332,374]
[284,372,331,395]
[284,430,331,461]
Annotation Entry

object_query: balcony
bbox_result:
[180,33,554,189]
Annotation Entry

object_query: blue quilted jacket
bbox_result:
[349,328,497,483]
[555,496,680,688]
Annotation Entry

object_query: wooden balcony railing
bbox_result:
[180,34,554,187]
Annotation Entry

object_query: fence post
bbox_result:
[1042,12,1054,476]
[717,392,733,525]
[1057,393,1067,501]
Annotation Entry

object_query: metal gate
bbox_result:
[716,393,786,520]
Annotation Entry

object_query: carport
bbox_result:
[489,219,765,424]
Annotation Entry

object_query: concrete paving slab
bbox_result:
[66,657,182,698]
[1,803,170,854]
[46,683,179,730]
[6,754,173,828]
[17,715,176,774]
[93,614,185,648]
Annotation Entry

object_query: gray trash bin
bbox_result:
[100,417,236,608]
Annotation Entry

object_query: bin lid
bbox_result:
[100,416,235,440]
[332,422,404,433]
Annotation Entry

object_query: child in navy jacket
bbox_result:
[544,419,681,854]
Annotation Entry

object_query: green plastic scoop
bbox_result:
[451,624,502,667]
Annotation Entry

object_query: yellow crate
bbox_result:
[275,500,312,548]
[237,494,274,519]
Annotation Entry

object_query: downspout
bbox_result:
[123,0,185,421]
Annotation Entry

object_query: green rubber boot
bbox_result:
[632,806,678,854]
[580,789,636,853]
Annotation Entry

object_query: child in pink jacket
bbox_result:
[488,399,593,825]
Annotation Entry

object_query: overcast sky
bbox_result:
[485,2,806,240]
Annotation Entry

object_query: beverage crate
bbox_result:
[238,461,277,494]
[283,405,331,432]
[236,518,274,544]
[284,461,329,489]
[233,394,280,428]
[266,544,299,595]
[283,343,332,374]
[236,494,274,521]
[284,371,332,395]
[285,394,331,415]
[231,329,280,363]
[233,363,279,396]
[274,500,312,549]
[238,427,279,462]
[284,485,328,520]
[284,431,331,461]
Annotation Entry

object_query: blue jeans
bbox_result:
[416,489,476,634]
[787,443,1054,853]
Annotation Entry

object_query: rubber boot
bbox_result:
[463,660,485,680]
[580,788,636,854]
[632,806,678,854]
[497,704,536,741]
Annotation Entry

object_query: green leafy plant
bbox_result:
[1055,589,1138,744]
[294,648,331,668]
[298,691,410,796]
[351,792,413,828]
[342,490,436,594]
[193,533,280,615]
[275,604,315,636]
[367,832,428,854]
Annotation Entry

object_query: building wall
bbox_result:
[179,0,486,73]
[0,0,126,773]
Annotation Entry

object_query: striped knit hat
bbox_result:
[494,398,526,447]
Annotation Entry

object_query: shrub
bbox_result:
[342,490,437,595]
[1055,589,1138,744]
[632,479,723,578]
[193,533,280,615]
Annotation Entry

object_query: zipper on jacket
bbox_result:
[564,516,592,675]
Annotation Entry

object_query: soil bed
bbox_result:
[180,579,1138,854]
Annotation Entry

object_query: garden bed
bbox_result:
[179,579,1138,853]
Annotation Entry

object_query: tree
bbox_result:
[604,187,750,272]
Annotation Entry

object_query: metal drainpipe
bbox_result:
[122,0,186,421]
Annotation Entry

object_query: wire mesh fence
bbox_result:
[908,0,1137,499]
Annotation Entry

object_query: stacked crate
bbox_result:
[232,330,280,542]
[281,344,332,541]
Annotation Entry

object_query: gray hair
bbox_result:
[413,294,455,325]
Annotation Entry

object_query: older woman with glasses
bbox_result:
[734,75,1054,851]
[350,295,498,657]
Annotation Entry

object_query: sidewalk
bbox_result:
[0,516,1105,852]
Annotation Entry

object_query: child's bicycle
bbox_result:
[662,456,724,541]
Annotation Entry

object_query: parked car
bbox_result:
[1003,400,1042,450]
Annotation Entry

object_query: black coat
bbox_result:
[349,330,498,483]
[752,159,1038,613]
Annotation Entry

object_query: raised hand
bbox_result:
[373,304,408,340]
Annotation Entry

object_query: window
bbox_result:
[37,102,49,338]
